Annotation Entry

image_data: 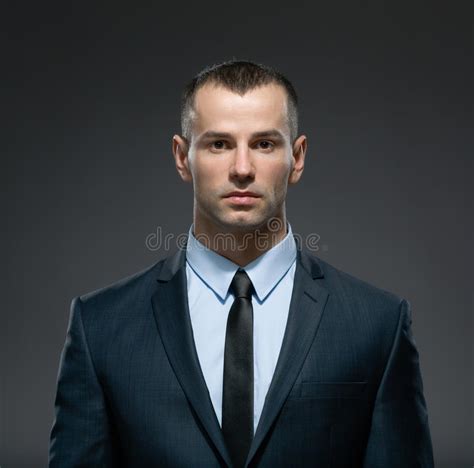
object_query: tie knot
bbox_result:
[229,268,254,300]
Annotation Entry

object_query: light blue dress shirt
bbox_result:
[185,222,297,434]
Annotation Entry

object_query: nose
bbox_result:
[229,145,255,181]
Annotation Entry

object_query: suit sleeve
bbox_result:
[49,296,118,467]
[362,299,434,468]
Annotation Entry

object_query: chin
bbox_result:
[223,216,268,232]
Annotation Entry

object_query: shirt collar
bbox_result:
[185,221,297,302]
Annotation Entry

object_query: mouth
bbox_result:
[223,191,261,206]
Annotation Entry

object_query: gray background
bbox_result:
[2,2,472,467]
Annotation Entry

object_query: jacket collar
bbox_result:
[156,233,324,282]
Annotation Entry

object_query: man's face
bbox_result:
[173,82,306,235]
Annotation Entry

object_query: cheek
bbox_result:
[262,164,291,192]
[193,162,220,185]
[192,162,226,200]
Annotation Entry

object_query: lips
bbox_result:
[224,191,260,198]
[223,191,261,206]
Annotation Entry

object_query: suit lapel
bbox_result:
[151,236,329,468]
[245,239,329,466]
[151,246,233,467]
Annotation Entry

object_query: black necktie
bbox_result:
[222,268,254,468]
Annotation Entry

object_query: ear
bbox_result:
[172,134,192,182]
[288,134,307,184]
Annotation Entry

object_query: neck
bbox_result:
[192,216,288,267]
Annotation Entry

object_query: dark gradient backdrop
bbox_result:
[2,2,472,467]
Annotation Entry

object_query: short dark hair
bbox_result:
[180,59,299,144]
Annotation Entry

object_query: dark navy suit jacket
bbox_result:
[49,237,434,467]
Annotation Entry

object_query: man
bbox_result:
[49,60,434,467]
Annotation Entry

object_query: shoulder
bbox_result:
[71,255,169,324]
[305,251,408,331]
[303,252,415,365]
[317,255,403,306]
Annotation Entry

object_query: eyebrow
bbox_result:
[197,129,285,141]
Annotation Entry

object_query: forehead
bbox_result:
[191,82,289,136]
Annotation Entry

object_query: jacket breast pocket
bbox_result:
[299,381,367,399]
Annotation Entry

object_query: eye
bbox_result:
[257,140,274,150]
[210,140,227,150]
